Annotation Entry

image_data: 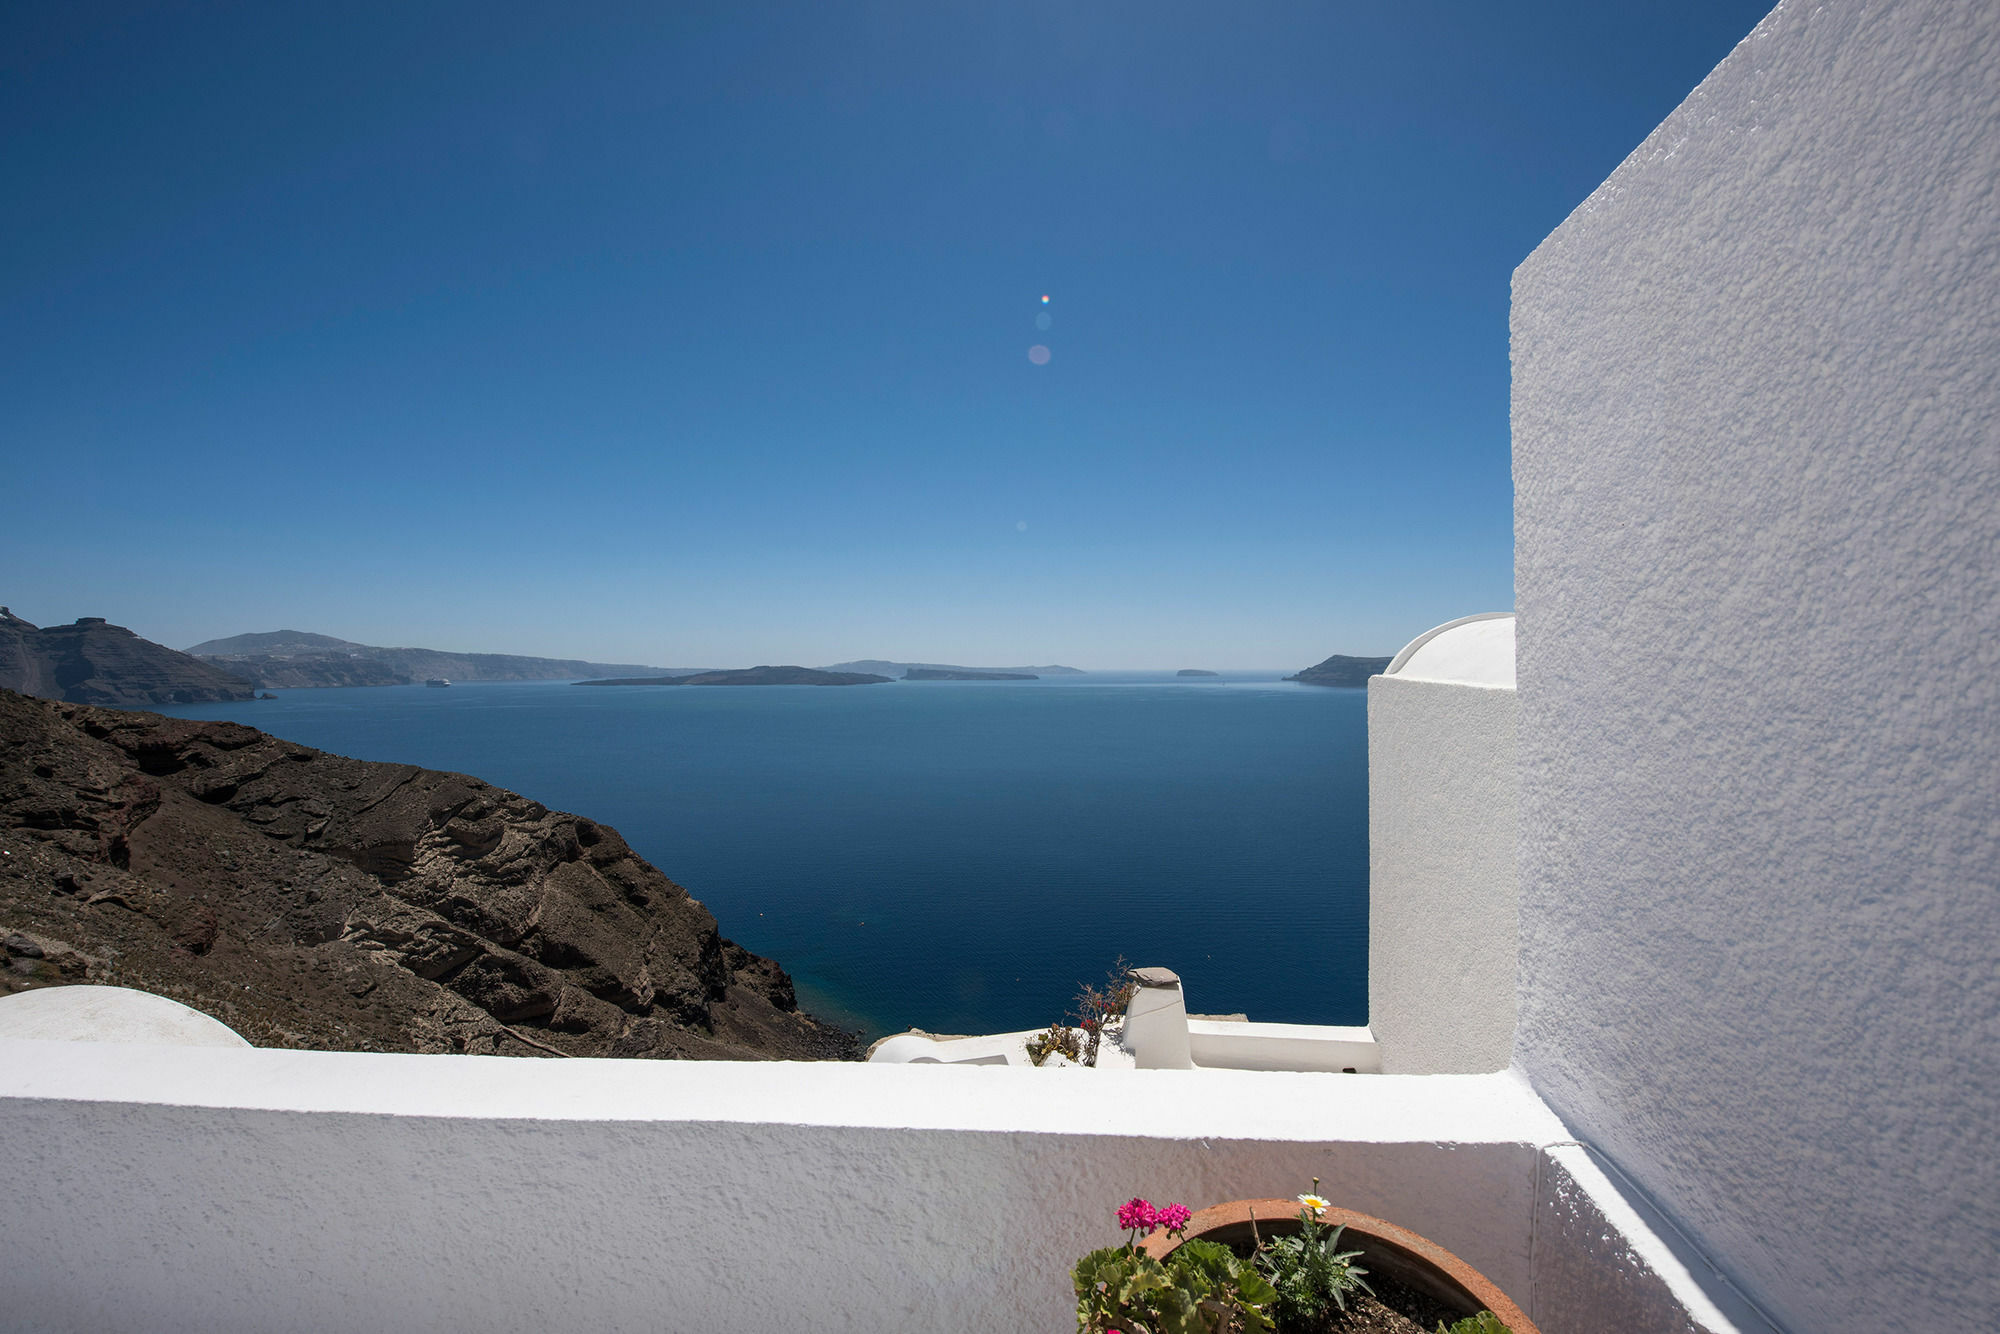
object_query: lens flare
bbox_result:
[1040,294,1050,303]
[1027,344,1051,365]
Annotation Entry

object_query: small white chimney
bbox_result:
[1121,966,1193,1069]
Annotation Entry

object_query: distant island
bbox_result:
[186,629,691,689]
[1176,669,1221,677]
[1,608,255,706]
[822,659,1084,677]
[1286,653,1395,688]
[902,668,1038,681]
[576,666,892,687]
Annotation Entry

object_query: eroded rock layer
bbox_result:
[0,690,855,1060]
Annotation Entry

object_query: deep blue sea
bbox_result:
[155,673,1368,1041]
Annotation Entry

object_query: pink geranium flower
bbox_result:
[1155,1203,1192,1234]
[1116,1198,1158,1233]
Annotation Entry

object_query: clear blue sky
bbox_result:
[1,2,1774,669]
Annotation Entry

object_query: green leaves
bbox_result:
[1072,1240,1275,1334]
[1254,1218,1372,1328]
[1074,1247,1167,1333]
[1027,1022,1082,1066]
[1161,1240,1275,1333]
[1437,1313,1511,1334]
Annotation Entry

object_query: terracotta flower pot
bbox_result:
[1138,1199,1539,1334]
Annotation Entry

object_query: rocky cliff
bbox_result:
[0,609,256,706]
[0,690,854,1060]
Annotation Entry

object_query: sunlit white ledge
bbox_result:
[0,1035,1534,1135]
[870,1021,1382,1072]
[2,1036,1754,1334]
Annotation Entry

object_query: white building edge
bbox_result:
[4,2,1994,1330]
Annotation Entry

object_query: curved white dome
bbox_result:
[866,1033,947,1064]
[1387,613,1516,688]
[0,985,251,1048]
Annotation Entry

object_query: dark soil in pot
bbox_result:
[1286,1270,1465,1332]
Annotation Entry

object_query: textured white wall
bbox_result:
[0,1039,1740,1334]
[1512,1,2000,1330]
[1368,671,1518,1076]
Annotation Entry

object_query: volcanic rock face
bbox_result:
[0,609,256,706]
[0,690,854,1060]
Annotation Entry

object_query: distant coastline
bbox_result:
[823,659,1084,677]
[185,629,686,689]
[576,666,892,687]
[1285,654,1394,688]
[902,668,1038,681]
[1,608,255,706]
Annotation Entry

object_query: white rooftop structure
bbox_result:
[0,984,250,1049]
[1371,614,1520,1077]
[1385,612,1517,688]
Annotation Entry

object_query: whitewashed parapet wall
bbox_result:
[1511,1,2000,1331]
[0,1038,1743,1334]
[1367,614,1518,1075]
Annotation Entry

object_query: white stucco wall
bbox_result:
[1511,2,2000,1330]
[1369,618,1519,1075]
[0,1039,1743,1334]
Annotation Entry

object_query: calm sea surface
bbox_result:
[155,673,1368,1040]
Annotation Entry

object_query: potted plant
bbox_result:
[1030,960,1139,1067]
[1073,1197,1276,1333]
[1073,1185,1537,1333]
[1132,1185,1539,1334]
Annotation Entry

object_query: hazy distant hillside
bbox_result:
[578,666,891,687]
[186,630,366,656]
[187,629,691,689]
[901,668,1037,681]
[1,609,255,706]
[822,659,1084,677]
[1286,653,1394,688]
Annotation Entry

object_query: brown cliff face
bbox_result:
[0,610,256,706]
[0,690,855,1060]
